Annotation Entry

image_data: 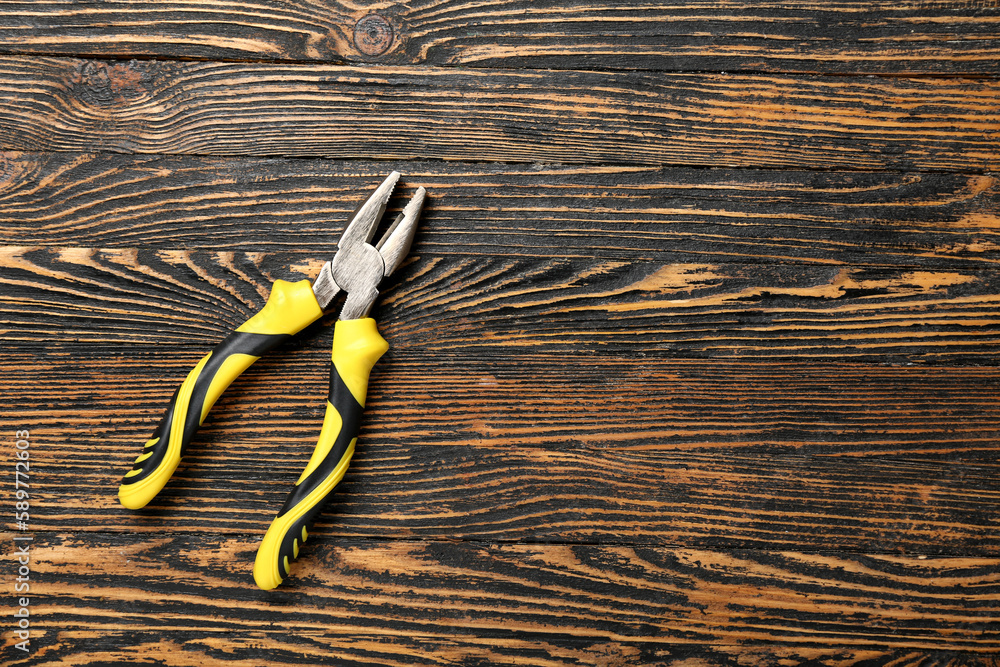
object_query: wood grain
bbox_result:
[0,1,996,74]
[5,346,1000,551]
[29,438,1000,553]
[1,152,999,266]
[12,634,989,667]
[4,1,1000,662]
[0,58,997,170]
[25,352,1000,458]
[5,245,1000,361]
[5,533,1000,665]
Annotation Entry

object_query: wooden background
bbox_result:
[2,1,1000,665]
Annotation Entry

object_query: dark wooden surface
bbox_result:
[2,2,1000,665]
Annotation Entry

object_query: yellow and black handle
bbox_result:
[118,279,325,511]
[253,317,388,590]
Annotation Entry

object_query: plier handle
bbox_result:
[117,173,425,590]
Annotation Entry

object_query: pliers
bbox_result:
[118,172,425,590]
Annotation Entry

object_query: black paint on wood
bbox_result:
[0,1,996,74]
[0,58,996,170]
[3,2,1000,664]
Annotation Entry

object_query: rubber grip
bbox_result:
[118,279,324,510]
[254,317,388,590]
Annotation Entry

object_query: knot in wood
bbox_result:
[0,152,14,187]
[353,14,394,56]
[72,61,153,107]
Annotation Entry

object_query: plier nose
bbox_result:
[116,173,427,590]
[314,171,426,320]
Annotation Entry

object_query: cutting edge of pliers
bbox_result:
[313,170,426,319]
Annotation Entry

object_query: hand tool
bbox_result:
[117,172,425,590]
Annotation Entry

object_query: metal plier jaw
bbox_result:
[314,171,425,319]
[116,173,426,590]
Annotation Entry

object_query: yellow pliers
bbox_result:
[117,172,425,590]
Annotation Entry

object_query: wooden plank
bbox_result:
[27,352,1000,458]
[0,58,997,170]
[5,246,1000,361]
[6,635,991,667]
[1,152,999,266]
[40,442,1000,552]
[0,1,996,74]
[10,635,992,667]
[6,533,1000,662]
[7,350,1000,552]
